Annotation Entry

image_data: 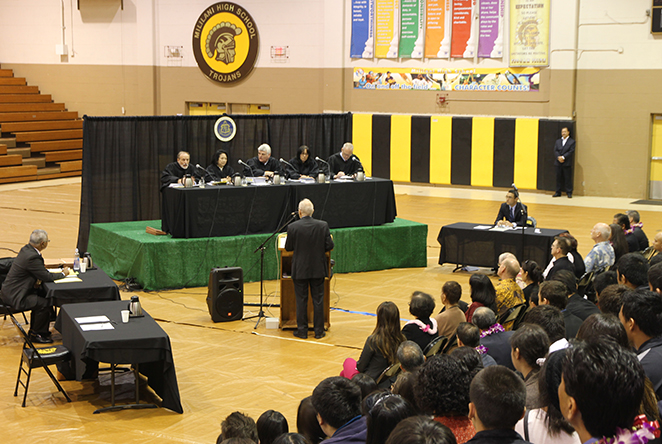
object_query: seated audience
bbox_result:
[523,305,567,353]
[273,433,312,444]
[402,292,439,352]
[627,210,649,251]
[160,150,200,191]
[609,223,629,265]
[207,149,234,181]
[450,346,485,377]
[584,223,615,273]
[257,410,289,444]
[643,232,662,262]
[296,396,326,444]
[472,307,515,370]
[385,416,458,444]
[466,366,531,444]
[620,290,662,399]
[219,412,259,444]
[616,253,650,290]
[312,376,366,444]
[221,439,257,444]
[559,339,655,443]
[397,340,425,373]
[456,322,496,368]
[538,281,582,339]
[285,145,319,180]
[546,237,574,281]
[465,274,497,323]
[366,393,416,444]
[575,313,629,348]
[649,261,662,292]
[245,143,281,177]
[614,212,640,252]
[415,355,476,443]
[596,283,628,316]
[559,233,585,279]
[495,257,525,316]
[435,281,466,339]
[342,301,406,383]
[593,270,617,299]
[351,373,377,401]
[514,349,580,444]
[521,260,543,306]
[509,324,549,410]
[550,270,600,321]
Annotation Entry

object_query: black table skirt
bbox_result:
[43,268,121,307]
[55,301,183,414]
[161,178,397,238]
[438,222,568,269]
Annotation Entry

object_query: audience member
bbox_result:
[514,349,579,444]
[559,233,585,279]
[614,213,640,252]
[450,346,485,377]
[257,410,289,444]
[550,270,600,321]
[627,210,649,251]
[643,232,662,262]
[312,376,366,444]
[220,412,259,444]
[538,281,582,339]
[435,281,466,339]
[620,290,662,399]
[509,324,550,409]
[351,373,377,401]
[220,438,257,444]
[456,322,496,368]
[609,223,629,265]
[361,390,390,418]
[466,366,531,444]
[473,307,515,370]
[523,305,567,353]
[415,355,476,443]
[297,396,326,444]
[385,416,458,444]
[583,223,615,273]
[342,301,405,383]
[596,283,628,316]
[616,253,650,290]
[366,394,416,444]
[495,257,525,316]
[403,292,439,352]
[592,270,617,298]
[546,237,574,281]
[575,313,629,348]
[465,274,497,323]
[521,260,543,306]
[648,262,662,292]
[272,434,311,444]
[559,339,653,443]
[651,253,662,267]
[391,341,424,409]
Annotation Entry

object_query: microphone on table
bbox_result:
[315,156,331,175]
[279,158,295,169]
[238,159,254,177]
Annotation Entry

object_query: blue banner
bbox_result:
[350,0,374,58]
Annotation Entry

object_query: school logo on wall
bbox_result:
[192,2,259,84]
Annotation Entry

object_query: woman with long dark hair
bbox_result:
[206,149,234,181]
[609,223,629,266]
[465,274,497,323]
[521,260,543,306]
[285,145,319,179]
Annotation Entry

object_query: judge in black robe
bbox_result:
[244,143,281,177]
[160,151,199,191]
[326,142,362,178]
[285,145,319,179]
[206,149,234,181]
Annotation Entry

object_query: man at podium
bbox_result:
[285,199,334,339]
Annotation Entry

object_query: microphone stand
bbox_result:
[279,158,295,179]
[239,160,255,178]
[315,157,331,178]
[245,211,299,328]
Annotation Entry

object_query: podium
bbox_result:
[277,234,331,330]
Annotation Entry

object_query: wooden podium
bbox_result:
[277,233,331,330]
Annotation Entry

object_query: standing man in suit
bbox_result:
[494,188,527,227]
[553,127,575,198]
[1,230,70,343]
[285,198,334,339]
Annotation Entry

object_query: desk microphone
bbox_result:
[315,156,331,175]
[238,159,254,176]
[279,158,295,169]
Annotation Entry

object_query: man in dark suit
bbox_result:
[473,307,516,371]
[553,127,575,198]
[494,188,527,227]
[546,237,574,280]
[0,230,70,343]
[285,198,334,339]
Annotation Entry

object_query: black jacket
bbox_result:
[495,202,528,226]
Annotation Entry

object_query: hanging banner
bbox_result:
[478,0,504,58]
[353,67,540,91]
[399,0,424,58]
[509,0,550,66]
[375,0,399,58]
[350,0,374,58]
[425,0,452,58]
[450,0,475,58]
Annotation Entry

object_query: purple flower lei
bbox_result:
[480,323,505,338]
[475,345,488,354]
[594,416,659,444]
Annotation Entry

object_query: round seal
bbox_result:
[192,2,260,84]
[214,116,237,142]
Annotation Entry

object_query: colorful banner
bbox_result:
[353,67,540,91]
[478,0,504,58]
[399,0,424,58]
[425,0,452,58]
[509,0,550,66]
[350,0,374,58]
[451,0,475,58]
[375,0,399,58]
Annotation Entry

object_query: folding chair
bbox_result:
[0,296,29,324]
[441,333,458,354]
[10,312,71,407]
[375,362,401,385]
[423,335,448,357]
[500,303,528,331]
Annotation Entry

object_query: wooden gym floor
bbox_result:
[2,178,662,444]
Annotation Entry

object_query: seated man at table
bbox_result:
[327,142,363,179]
[160,151,199,191]
[245,143,281,178]
[1,229,70,343]
[495,189,528,228]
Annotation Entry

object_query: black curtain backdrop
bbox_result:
[77,113,353,251]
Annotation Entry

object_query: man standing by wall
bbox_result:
[553,127,575,198]
[285,198,334,339]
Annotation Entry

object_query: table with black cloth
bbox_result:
[438,222,568,270]
[55,300,183,414]
[42,268,121,307]
[161,178,397,238]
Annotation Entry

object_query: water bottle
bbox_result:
[73,248,80,272]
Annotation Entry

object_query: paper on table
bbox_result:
[54,276,83,283]
[75,315,110,324]
[278,236,287,249]
[489,226,511,232]
[473,225,493,230]
[80,322,115,331]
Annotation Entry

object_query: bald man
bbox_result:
[584,223,615,273]
[643,232,662,262]
[495,257,525,315]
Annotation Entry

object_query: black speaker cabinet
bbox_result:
[207,267,243,322]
